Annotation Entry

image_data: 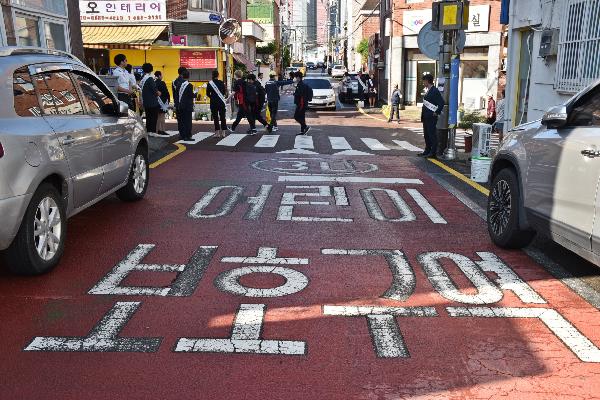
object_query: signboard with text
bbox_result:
[180,50,217,69]
[80,0,167,22]
[403,5,490,35]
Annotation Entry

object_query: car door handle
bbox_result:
[581,149,600,158]
[62,136,76,145]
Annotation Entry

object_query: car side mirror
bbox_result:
[541,105,568,129]
[118,100,129,117]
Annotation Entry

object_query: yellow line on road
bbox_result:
[150,143,187,169]
[357,106,388,122]
[428,158,490,196]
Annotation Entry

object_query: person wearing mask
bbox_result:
[112,54,134,110]
[173,67,187,136]
[177,70,195,141]
[265,71,293,132]
[367,73,377,108]
[154,71,170,136]
[206,69,229,138]
[388,84,402,124]
[419,74,445,158]
[230,70,249,132]
[140,63,161,135]
[293,71,313,135]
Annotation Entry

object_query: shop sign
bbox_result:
[403,5,490,35]
[180,50,217,69]
[171,35,187,46]
[79,0,167,22]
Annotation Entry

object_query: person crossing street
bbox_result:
[230,70,248,132]
[293,71,313,135]
[264,71,293,132]
[388,84,402,124]
[206,70,229,138]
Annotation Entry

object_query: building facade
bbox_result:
[0,0,84,59]
[371,0,503,109]
[504,0,600,129]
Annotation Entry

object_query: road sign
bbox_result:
[417,21,466,60]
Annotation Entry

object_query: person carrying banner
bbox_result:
[419,74,445,158]
[206,69,229,138]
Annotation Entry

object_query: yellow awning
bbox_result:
[82,25,167,50]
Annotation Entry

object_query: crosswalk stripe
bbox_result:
[255,135,280,148]
[329,136,352,150]
[216,134,248,146]
[176,132,213,144]
[361,138,390,151]
[392,140,423,152]
[295,135,314,149]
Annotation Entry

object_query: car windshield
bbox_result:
[304,79,332,89]
[333,65,343,69]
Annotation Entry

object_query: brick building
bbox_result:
[373,0,503,109]
[0,0,84,59]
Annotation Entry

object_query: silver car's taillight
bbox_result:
[0,142,4,158]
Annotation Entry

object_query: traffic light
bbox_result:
[432,1,469,31]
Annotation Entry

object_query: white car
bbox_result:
[305,78,336,111]
[331,65,347,78]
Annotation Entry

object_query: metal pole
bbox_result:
[436,30,452,158]
[443,30,459,160]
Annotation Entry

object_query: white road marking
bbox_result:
[88,244,217,296]
[329,136,352,150]
[149,131,179,138]
[276,148,319,155]
[221,247,309,265]
[323,305,438,358]
[360,188,416,222]
[277,185,353,222]
[255,135,280,148]
[406,188,447,224]
[175,304,306,355]
[24,302,161,352]
[332,150,373,156]
[188,186,244,219]
[418,252,503,304]
[278,176,423,184]
[215,266,309,297]
[361,138,390,151]
[294,135,315,149]
[447,307,600,363]
[392,140,423,152]
[176,132,213,144]
[216,133,248,146]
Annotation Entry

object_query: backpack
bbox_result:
[245,82,257,104]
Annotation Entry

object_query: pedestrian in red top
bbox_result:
[230,70,248,132]
[293,71,313,135]
[487,95,496,125]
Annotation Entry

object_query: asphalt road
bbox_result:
[1,70,600,399]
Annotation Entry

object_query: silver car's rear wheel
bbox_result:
[486,168,535,248]
[488,179,511,237]
[33,196,63,261]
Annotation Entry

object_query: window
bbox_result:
[556,0,600,92]
[462,60,488,79]
[15,14,40,47]
[13,67,41,117]
[44,22,66,51]
[12,0,67,16]
[188,0,220,12]
[72,72,115,115]
[568,86,600,126]
[188,69,213,81]
[37,71,84,115]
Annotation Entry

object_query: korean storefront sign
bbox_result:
[180,50,217,69]
[402,5,490,35]
[79,0,167,22]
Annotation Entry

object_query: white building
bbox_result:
[505,0,600,129]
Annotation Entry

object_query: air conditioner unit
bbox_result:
[472,123,493,158]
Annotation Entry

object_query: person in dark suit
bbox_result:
[252,74,269,132]
[154,71,170,135]
[206,69,229,138]
[230,70,248,132]
[177,70,195,141]
[293,71,313,135]
[140,63,161,134]
[419,73,445,158]
[173,67,187,136]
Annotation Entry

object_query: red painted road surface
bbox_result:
[1,149,600,399]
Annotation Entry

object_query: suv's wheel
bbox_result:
[117,146,149,202]
[3,183,66,275]
[487,168,535,248]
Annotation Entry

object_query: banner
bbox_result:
[180,50,217,69]
[80,1,167,22]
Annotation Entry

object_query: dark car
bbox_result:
[306,62,316,70]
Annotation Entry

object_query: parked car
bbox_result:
[331,65,347,78]
[306,62,316,70]
[338,73,360,103]
[487,79,600,266]
[305,78,336,111]
[291,61,306,76]
[0,47,149,275]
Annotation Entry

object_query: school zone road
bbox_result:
[2,86,600,399]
